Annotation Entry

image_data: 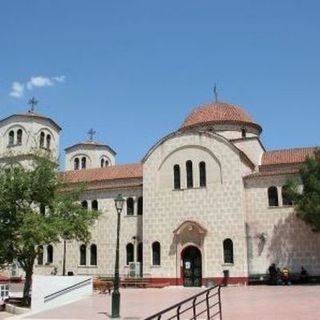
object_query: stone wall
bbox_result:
[143,131,250,283]
[245,174,320,275]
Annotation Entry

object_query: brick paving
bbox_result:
[14,285,320,319]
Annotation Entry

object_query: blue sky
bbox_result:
[0,1,319,167]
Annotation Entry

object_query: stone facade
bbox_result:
[1,101,319,286]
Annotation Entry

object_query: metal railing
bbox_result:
[144,285,222,320]
[44,278,91,303]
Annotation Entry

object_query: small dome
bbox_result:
[181,101,260,131]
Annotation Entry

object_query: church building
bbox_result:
[1,99,319,286]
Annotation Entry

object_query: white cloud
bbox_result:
[9,75,66,98]
[53,75,66,83]
[27,76,54,90]
[9,82,24,98]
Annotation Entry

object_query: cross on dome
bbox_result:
[28,97,38,113]
[88,128,96,141]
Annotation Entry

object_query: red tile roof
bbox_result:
[181,102,259,129]
[245,166,301,179]
[61,163,142,184]
[262,147,316,165]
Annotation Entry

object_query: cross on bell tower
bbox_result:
[88,128,96,141]
[28,97,38,113]
[213,84,218,103]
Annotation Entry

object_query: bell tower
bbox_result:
[0,99,61,168]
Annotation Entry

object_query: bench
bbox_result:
[121,278,150,288]
[249,273,320,285]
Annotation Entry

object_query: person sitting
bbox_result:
[281,267,291,285]
[268,263,277,285]
[300,266,309,283]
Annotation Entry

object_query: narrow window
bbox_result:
[173,165,181,189]
[137,197,143,215]
[152,241,161,266]
[80,244,86,265]
[74,158,80,170]
[17,129,23,145]
[100,159,104,168]
[199,161,206,187]
[138,242,143,264]
[46,134,51,150]
[105,160,109,167]
[90,244,97,266]
[38,245,44,265]
[268,186,279,207]
[241,128,247,138]
[81,157,86,169]
[47,245,53,264]
[8,131,14,146]
[40,132,45,148]
[282,186,293,206]
[81,200,88,209]
[126,198,134,215]
[126,243,134,265]
[186,160,193,188]
[223,239,234,264]
[92,200,98,211]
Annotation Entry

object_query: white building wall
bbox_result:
[245,174,320,275]
[143,132,250,283]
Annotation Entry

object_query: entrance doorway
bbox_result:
[181,246,202,287]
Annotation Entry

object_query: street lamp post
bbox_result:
[112,194,125,318]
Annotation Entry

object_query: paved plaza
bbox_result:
[1,285,316,320]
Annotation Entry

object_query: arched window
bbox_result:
[81,200,88,210]
[137,197,143,215]
[199,161,206,187]
[186,160,193,188]
[17,129,23,145]
[40,132,45,148]
[80,244,86,265]
[8,130,14,146]
[282,186,293,206]
[173,165,181,190]
[74,158,80,170]
[126,198,134,215]
[90,244,97,266]
[126,243,134,265]
[152,241,161,266]
[268,186,279,207]
[47,245,53,264]
[92,200,98,211]
[223,239,234,264]
[100,158,109,168]
[46,134,51,150]
[81,157,86,169]
[38,245,44,265]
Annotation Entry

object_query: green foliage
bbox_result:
[0,156,101,303]
[286,148,320,232]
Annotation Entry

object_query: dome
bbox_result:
[181,101,261,132]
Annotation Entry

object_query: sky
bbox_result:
[0,0,319,167]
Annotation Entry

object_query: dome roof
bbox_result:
[181,101,261,131]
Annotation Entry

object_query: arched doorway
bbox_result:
[181,246,202,287]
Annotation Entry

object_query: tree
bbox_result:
[0,156,101,306]
[286,148,320,232]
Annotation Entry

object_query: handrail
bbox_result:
[44,278,91,303]
[144,285,222,320]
